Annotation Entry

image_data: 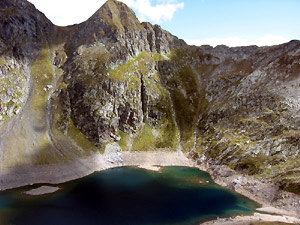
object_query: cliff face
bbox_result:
[1,0,300,194]
[161,43,300,194]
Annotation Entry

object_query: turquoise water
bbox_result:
[0,166,259,225]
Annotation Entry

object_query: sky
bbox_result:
[27,0,300,47]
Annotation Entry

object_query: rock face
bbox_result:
[0,0,300,195]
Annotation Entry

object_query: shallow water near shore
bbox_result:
[0,166,259,225]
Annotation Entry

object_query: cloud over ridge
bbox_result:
[28,0,184,26]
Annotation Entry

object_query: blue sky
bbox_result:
[162,0,300,46]
[28,0,300,46]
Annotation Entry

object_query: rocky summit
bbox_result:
[1,0,300,198]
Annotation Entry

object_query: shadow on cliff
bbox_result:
[0,138,96,191]
[155,47,212,151]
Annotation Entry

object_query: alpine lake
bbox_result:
[0,166,260,225]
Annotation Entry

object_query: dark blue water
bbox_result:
[0,167,259,225]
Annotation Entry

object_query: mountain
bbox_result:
[1,0,300,209]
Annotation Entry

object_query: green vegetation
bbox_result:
[0,8,18,17]
[108,61,140,89]
[31,46,54,123]
[0,57,7,65]
[118,130,131,151]
[154,117,180,149]
[131,112,180,151]
[166,64,203,151]
[29,44,69,165]
[132,124,156,151]
[66,119,101,154]
[107,51,160,90]
[148,94,180,149]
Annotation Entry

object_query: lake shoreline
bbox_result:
[1,150,300,224]
[197,162,300,224]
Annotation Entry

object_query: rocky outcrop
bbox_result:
[0,0,53,60]
[0,0,300,197]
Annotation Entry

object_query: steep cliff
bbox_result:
[0,0,300,197]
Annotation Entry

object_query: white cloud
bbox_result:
[28,0,183,26]
[186,35,289,47]
[28,0,107,26]
[122,0,184,23]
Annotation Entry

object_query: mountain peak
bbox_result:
[58,0,148,56]
[89,0,141,30]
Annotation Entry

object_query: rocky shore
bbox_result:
[1,149,299,224]
[0,149,190,191]
[198,163,300,224]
